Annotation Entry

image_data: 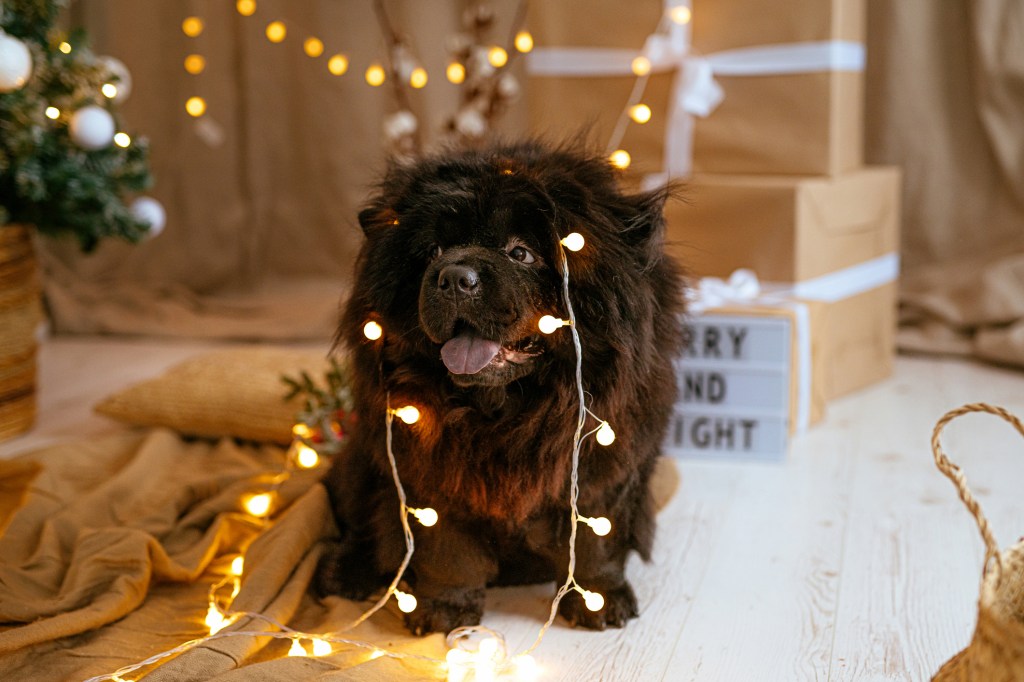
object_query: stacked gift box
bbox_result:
[526,0,901,460]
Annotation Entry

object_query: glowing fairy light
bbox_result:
[327,54,349,75]
[243,493,272,518]
[560,232,585,252]
[363,320,383,340]
[487,46,508,68]
[583,516,612,536]
[394,590,417,613]
[580,589,605,612]
[609,149,631,169]
[513,654,541,680]
[409,507,438,527]
[304,37,324,58]
[58,41,72,54]
[631,55,651,76]
[669,5,693,24]
[392,405,420,425]
[265,21,286,43]
[365,63,386,86]
[596,422,616,446]
[230,556,244,576]
[409,67,428,89]
[184,54,206,74]
[205,604,230,634]
[288,639,307,657]
[101,83,118,99]
[514,31,534,53]
[45,107,60,119]
[185,96,207,117]
[114,132,131,148]
[236,0,256,17]
[311,638,332,656]
[538,315,570,334]
[182,17,204,38]
[446,62,466,84]
[295,443,320,469]
[292,423,312,438]
[629,103,652,124]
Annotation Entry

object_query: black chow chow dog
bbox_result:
[316,141,685,634]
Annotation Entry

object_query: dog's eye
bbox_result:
[508,245,536,264]
[429,244,442,261]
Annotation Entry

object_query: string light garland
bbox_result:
[603,2,694,167]
[89,225,622,681]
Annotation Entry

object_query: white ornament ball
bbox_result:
[130,197,166,238]
[383,110,418,141]
[69,105,116,150]
[0,31,33,92]
[98,56,132,103]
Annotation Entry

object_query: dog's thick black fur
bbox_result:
[315,141,686,635]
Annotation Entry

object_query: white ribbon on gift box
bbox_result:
[687,253,901,433]
[526,0,866,180]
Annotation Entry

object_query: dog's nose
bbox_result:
[438,264,480,295]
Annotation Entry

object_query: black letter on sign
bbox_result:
[708,372,726,404]
[692,417,711,448]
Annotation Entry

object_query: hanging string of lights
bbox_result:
[87,225,618,682]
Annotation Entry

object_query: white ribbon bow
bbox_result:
[688,268,761,312]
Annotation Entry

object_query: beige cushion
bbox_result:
[94,347,333,444]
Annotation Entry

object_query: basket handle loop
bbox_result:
[930,402,1023,581]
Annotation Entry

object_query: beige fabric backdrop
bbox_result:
[865,0,1024,367]
[43,1,1024,366]
[45,0,525,340]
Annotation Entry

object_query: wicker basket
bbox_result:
[0,225,42,442]
[931,403,1024,681]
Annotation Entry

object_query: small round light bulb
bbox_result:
[629,103,652,124]
[395,589,417,613]
[288,639,307,657]
[295,443,320,469]
[243,492,272,517]
[631,56,651,76]
[560,232,585,252]
[311,638,332,656]
[363,320,383,340]
[609,150,631,169]
[487,46,508,68]
[411,507,438,527]
[596,422,616,446]
[538,315,567,334]
[515,31,534,53]
[582,590,605,612]
[587,516,612,536]
[394,406,420,424]
[230,556,244,576]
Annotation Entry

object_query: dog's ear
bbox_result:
[621,185,675,256]
[357,205,399,234]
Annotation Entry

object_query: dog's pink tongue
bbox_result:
[441,334,502,375]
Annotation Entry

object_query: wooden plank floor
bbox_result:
[3,337,1024,680]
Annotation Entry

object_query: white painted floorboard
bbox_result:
[3,338,1023,681]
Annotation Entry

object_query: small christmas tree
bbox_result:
[0,0,159,251]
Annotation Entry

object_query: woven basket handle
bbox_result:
[930,402,1024,581]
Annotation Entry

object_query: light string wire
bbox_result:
[87,239,605,680]
[517,245,588,656]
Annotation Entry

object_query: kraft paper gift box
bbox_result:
[664,295,826,462]
[525,0,865,178]
[664,166,902,399]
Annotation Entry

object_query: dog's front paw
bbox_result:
[559,582,639,630]
[403,590,484,636]
[313,542,387,601]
